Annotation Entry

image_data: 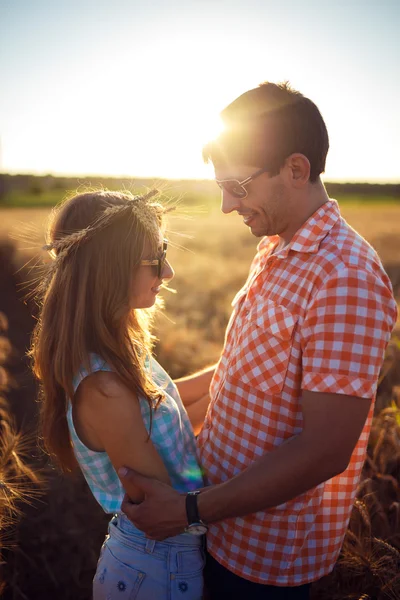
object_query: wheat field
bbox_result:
[0,198,400,599]
[1,201,399,377]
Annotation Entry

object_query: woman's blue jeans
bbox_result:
[93,513,205,599]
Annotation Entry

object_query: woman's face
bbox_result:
[129,236,174,309]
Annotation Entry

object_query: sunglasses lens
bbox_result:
[158,251,167,278]
[229,184,246,198]
[217,181,246,198]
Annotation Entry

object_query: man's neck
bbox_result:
[279,180,330,247]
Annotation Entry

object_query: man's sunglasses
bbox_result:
[215,167,269,199]
[140,239,168,278]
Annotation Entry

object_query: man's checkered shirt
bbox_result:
[198,199,397,586]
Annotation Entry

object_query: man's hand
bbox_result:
[119,467,188,540]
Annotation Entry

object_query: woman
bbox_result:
[30,189,211,599]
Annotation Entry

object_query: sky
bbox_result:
[0,0,399,182]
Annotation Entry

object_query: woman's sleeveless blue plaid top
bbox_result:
[66,353,204,513]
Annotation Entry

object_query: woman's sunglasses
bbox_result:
[215,167,269,199]
[140,239,168,278]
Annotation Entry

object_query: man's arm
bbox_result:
[120,389,371,537]
[197,389,370,522]
[185,393,211,436]
[174,365,216,407]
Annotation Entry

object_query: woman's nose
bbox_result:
[161,260,174,280]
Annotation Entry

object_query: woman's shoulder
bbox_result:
[73,353,114,394]
[79,369,124,398]
[74,359,139,418]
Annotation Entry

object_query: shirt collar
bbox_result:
[258,199,341,257]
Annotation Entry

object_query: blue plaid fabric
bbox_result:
[66,353,204,514]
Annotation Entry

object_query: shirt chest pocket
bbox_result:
[227,301,298,396]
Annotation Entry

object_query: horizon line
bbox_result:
[1,171,399,186]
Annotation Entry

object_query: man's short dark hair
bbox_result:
[203,81,329,182]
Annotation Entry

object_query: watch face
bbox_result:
[185,523,208,536]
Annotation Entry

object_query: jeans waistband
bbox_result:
[110,513,203,550]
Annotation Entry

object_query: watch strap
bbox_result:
[186,490,201,525]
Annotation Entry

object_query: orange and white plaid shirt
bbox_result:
[198,199,397,586]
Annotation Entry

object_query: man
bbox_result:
[119,82,397,599]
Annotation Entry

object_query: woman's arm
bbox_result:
[74,370,171,503]
[174,365,216,407]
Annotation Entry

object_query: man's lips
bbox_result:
[238,212,256,225]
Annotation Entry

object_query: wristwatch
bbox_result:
[185,490,208,536]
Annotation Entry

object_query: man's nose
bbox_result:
[221,191,240,214]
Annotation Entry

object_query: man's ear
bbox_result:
[284,153,311,188]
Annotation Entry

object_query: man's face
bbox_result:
[214,164,291,238]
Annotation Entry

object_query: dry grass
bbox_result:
[0,312,43,596]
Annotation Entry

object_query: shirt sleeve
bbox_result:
[301,267,398,398]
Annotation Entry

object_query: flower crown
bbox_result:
[43,189,162,255]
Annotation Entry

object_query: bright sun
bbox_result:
[40,97,225,180]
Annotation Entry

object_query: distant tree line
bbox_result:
[0,173,153,201]
[0,173,399,205]
[324,181,400,198]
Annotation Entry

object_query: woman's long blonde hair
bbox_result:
[29,190,166,472]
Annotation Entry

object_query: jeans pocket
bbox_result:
[93,544,146,600]
[171,569,204,600]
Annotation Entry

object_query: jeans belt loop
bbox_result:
[145,539,156,554]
